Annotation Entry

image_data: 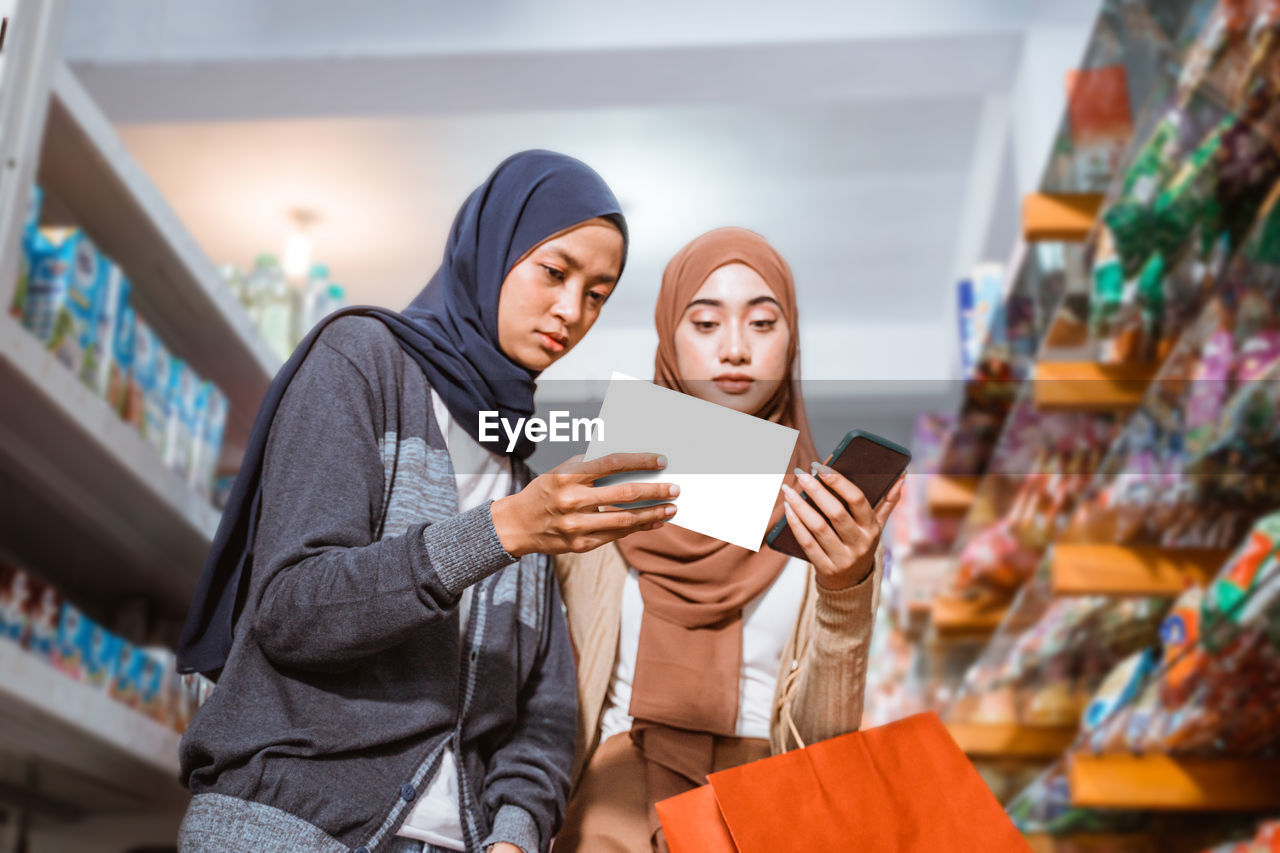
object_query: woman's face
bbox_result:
[673,262,791,414]
[497,218,624,372]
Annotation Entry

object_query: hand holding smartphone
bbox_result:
[765,429,911,560]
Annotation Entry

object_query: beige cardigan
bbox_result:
[554,542,882,787]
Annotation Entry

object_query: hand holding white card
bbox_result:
[584,371,798,551]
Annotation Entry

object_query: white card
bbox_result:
[584,371,798,551]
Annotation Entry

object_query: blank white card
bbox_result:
[584,371,798,551]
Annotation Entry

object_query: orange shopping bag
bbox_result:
[656,712,1031,853]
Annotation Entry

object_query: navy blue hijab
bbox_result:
[177,150,627,676]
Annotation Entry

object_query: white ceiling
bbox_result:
[59,0,1102,394]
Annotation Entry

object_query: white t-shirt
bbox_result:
[599,557,809,743]
[397,391,513,849]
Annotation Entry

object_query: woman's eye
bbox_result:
[751,319,777,331]
[542,265,566,281]
[693,321,719,332]
[587,290,608,305]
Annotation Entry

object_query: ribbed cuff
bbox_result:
[421,502,518,596]
[479,804,539,853]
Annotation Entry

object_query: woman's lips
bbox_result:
[537,331,567,353]
[712,373,754,394]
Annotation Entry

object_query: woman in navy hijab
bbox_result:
[176,151,679,853]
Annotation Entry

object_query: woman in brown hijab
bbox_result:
[554,228,903,852]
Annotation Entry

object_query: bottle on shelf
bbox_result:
[250,254,295,362]
[300,262,331,341]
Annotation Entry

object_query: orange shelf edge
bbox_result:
[1023,192,1105,242]
[931,596,1008,637]
[1033,362,1157,411]
[1050,545,1229,596]
[1069,753,1280,811]
[947,722,1077,760]
[926,475,979,516]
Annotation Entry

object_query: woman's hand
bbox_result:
[780,465,904,590]
[491,453,678,557]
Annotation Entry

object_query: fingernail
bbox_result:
[664,505,676,516]
[781,483,797,498]
[810,461,820,473]
[793,467,808,480]
[816,464,833,478]
[656,455,668,468]
[668,484,680,497]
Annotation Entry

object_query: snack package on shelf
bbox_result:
[52,602,120,689]
[82,265,128,398]
[1081,510,1280,756]
[23,581,61,662]
[44,230,112,380]
[127,320,172,458]
[106,290,136,416]
[164,358,201,481]
[11,185,43,322]
[23,228,79,345]
[0,563,33,644]
[190,382,228,499]
[1006,762,1143,836]
[950,578,1169,729]
[1200,818,1280,852]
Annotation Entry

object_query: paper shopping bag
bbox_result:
[656,712,1031,853]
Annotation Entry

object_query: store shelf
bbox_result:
[1050,545,1228,597]
[1022,193,1104,242]
[0,641,185,810]
[931,595,1008,638]
[1024,834,1158,853]
[1069,753,1280,812]
[37,61,280,450]
[0,313,218,613]
[1032,362,1156,411]
[947,723,1077,760]
[927,475,979,516]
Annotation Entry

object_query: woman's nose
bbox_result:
[721,323,749,363]
[551,287,582,327]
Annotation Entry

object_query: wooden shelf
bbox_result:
[0,641,186,811]
[1024,834,1157,853]
[947,723,1077,760]
[1069,753,1280,811]
[932,595,1008,638]
[38,62,280,451]
[1022,193,1104,242]
[1032,362,1156,411]
[0,314,218,614]
[926,475,979,516]
[1050,544,1228,597]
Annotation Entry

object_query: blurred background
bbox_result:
[3,0,1280,851]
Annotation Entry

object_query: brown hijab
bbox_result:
[617,227,819,842]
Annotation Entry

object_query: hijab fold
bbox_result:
[177,150,626,677]
[617,228,817,836]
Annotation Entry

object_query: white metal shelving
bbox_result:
[39,61,281,448]
[0,641,186,811]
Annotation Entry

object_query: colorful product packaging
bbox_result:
[106,293,136,416]
[44,229,110,378]
[164,358,201,481]
[127,320,172,457]
[190,383,228,499]
[0,563,34,644]
[11,185,43,321]
[23,581,62,661]
[82,264,129,397]
[52,602,121,688]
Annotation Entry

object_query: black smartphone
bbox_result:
[765,429,911,559]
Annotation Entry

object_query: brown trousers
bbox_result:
[555,732,770,853]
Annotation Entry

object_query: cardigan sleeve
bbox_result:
[773,543,883,751]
